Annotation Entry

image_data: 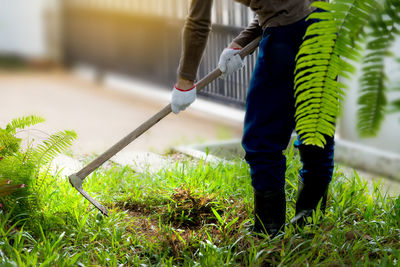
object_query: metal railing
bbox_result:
[65,0,254,25]
[62,0,258,108]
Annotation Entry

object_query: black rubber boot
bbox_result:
[290,179,329,226]
[253,189,286,237]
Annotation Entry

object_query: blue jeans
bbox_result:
[242,13,335,192]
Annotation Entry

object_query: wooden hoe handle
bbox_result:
[74,36,261,180]
[69,36,261,215]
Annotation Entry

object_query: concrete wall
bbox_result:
[339,37,400,155]
[0,0,48,58]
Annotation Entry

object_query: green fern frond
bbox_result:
[0,129,21,156]
[357,0,399,136]
[33,130,77,166]
[385,0,400,24]
[357,19,394,137]
[1,115,45,156]
[294,0,377,147]
[390,78,400,113]
[391,99,400,112]
[5,115,45,135]
[386,0,400,114]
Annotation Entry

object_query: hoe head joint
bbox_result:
[69,173,83,189]
[68,173,109,216]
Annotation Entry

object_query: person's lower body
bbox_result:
[242,14,335,236]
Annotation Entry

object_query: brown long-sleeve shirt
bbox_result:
[178,0,322,81]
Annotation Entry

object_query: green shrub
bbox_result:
[0,115,77,230]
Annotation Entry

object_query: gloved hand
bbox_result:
[218,48,245,79]
[171,84,197,114]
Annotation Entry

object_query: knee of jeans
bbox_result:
[244,151,285,165]
[250,162,287,192]
[300,145,334,162]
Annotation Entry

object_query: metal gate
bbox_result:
[62,0,258,108]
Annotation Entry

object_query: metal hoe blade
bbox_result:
[69,174,109,216]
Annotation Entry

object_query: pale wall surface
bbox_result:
[0,0,47,58]
[339,38,400,154]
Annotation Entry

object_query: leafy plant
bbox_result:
[294,0,400,146]
[357,0,400,136]
[0,146,22,197]
[0,115,77,227]
[390,57,400,112]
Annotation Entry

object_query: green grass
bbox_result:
[0,148,399,266]
[0,55,27,69]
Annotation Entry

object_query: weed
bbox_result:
[0,146,399,266]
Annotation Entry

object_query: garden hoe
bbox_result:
[68,36,262,216]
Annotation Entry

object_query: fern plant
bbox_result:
[0,146,23,197]
[0,116,43,157]
[0,115,77,228]
[294,0,400,146]
[391,58,400,112]
[357,0,400,136]
[392,87,400,112]
[0,116,44,201]
[5,115,45,135]
[32,130,78,167]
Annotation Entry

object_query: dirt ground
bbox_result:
[0,70,243,155]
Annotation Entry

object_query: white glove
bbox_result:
[171,84,197,114]
[218,48,245,79]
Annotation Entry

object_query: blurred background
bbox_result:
[0,0,255,155]
[0,0,399,182]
